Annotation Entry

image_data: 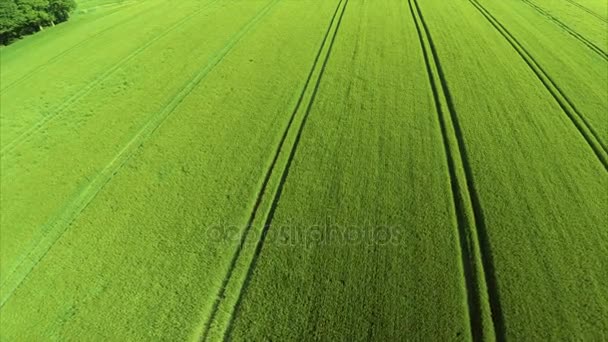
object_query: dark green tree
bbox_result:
[0,0,76,44]
[16,0,50,32]
[48,0,76,24]
[0,0,23,44]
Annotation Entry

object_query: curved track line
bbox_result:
[469,0,608,170]
[0,0,160,92]
[221,0,350,339]
[409,0,504,340]
[408,1,486,341]
[563,0,608,24]
[0,0,278,308]
[198,0,345,340]
[521,0,607,60]
[0,0,218,157]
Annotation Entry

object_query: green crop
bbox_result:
[1,0,606,340]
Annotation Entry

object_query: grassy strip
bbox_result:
[0,0,344,339]
[227,0,471,339]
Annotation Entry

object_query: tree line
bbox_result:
[0,0,77,45]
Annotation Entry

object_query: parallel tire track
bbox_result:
[0,0,160,93]
[0,0,218,157]
[220,0,350,340]
[563,0,608,24]
[469,0,608,170]
[521,0,607,60]
[408,1,486,340]
[409,0,504,341]
[198,0,346,340]
[0,0,279,308]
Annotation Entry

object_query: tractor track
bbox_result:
[221,0,350,339]
[409,0,505,340]
[198,0,347,340]
[521,0,607,60]
[563,0,608,24]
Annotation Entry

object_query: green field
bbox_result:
[1,0,606,340]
